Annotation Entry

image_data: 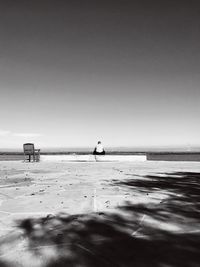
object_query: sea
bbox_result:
[0,146,200,155]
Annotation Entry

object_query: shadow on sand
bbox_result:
[0,172,200,267]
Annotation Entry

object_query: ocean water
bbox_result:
[0,146,200,155]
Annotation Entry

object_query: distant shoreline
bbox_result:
[1,151,200,155]
[1,146,200,154]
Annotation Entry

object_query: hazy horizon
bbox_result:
[0,0,200,148]
[1,144,200,153]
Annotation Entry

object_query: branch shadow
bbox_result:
[0,172,199,267]
[115,171,200,222]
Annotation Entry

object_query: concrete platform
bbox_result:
[0,161,200,266]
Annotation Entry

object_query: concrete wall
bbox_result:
[1,153,200,162]
[0,154,24,161]
[41,155,147,162]
[147,153,200,162]
[0,154,146,162]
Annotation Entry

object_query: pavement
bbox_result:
[0,160,200,267]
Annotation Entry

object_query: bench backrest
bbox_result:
[23,143,35,154]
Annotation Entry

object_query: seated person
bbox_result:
[93,141,105,155]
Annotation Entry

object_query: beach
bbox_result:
[0,159,200,266]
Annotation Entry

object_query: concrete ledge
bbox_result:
[41,155,147,162]
[0,155,24,161]
[147,153,200,162]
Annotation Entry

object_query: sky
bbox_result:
[0,0,200,149]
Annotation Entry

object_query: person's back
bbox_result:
[93,141,105,155]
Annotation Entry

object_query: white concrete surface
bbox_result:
[41,154,146,162]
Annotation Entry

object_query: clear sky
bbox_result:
[0,0,200,148]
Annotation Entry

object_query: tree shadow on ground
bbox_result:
[115,171,200,222]
[0,172,200,267]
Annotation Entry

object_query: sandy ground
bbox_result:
[0,160,200,267]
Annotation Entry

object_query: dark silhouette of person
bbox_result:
[93,141,105,155]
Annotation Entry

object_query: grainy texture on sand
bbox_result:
[0,161,200,266]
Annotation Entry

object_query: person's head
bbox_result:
[97,141,101,144]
